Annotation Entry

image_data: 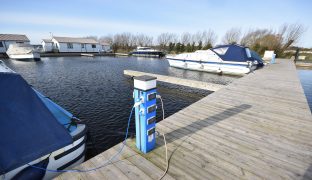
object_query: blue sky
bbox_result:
[1,0,311,47]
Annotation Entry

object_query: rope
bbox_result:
[157,95,169,180]
[27,106,135,173]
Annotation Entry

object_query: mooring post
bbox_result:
[133,75,157,153]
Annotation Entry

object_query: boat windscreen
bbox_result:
[251,50,264,63]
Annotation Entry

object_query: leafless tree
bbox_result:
[192,31,205,44]
[129,34,137,48]
[137,34,153,46]
[222,28,242,44]
[240,29,271,46]
[180,32,191,45]
[99,35,113,45]
[85,35,98,41]
[281,23,306,49]
[202,29,217,47]
[157,32,178,49]
[239,23,305,56]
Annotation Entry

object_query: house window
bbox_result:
[0,41,3,47]
[67,43,73,49]
[81,44,85,48]
[92,44,96,48]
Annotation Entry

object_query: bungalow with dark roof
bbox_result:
[51,36,101,53]
[0,34,30,53]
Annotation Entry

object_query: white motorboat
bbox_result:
[131,47,165,57]
[6,44,41,61]
[0,61,87,179]
[166,44,264,75]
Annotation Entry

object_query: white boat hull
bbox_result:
[1,124,87,180]
[6,43,41,61]
[8,52,40,61]
[168,58,254,75]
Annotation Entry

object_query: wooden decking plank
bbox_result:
[201,98,312,123]
[164,115,312,171]
[110,143,175,180]
[195,100,312,130]
[156,123,262,180]
[156,122,292,179]
[188,103,312,141]
[125,137,196,180]
[124,70,225,91]
[159,119,307,179]
[172,110,312,160]
[206,95,312,121]
[162,115,312,179]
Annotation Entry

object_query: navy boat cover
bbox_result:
[212,44,252,62]
[0,73,73,174]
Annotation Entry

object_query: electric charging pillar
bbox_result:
[133,75,157,153]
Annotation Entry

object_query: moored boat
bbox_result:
[166,44,264,75]
[0,60,86,179]
[130,47,165,57]
[6,44,41,61]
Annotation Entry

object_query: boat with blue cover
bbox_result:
[166,44,264,75]
[0,60,87,179]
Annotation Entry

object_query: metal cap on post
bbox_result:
[133,75,157,153]
[133,75,157,90]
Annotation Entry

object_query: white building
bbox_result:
[0,34,30,53]
[100,42,112,52]
[51,36,101,53]
[41,39,53,52]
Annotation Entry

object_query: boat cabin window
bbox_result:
[213,47,228,55]
[67,43,73,49]
[92,44,96,48]
[81,44,85,48]
[0,41,3,47]
[245,48,252,58]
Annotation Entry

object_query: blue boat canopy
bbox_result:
[212,44,262,62]
[0,72,73,174]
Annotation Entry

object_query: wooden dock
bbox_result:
[56,59,312,180]
[124,70,225,91]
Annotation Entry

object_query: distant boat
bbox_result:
[6,44,41,61]
[0,61,87,179]
[130,47,165,57]
[166,44,264,75]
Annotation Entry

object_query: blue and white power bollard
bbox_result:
[133,75,157,153]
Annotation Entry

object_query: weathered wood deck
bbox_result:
[56,59,312,180]
[124,70,225,91]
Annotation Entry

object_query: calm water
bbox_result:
[298,68,312,112]
[2,56,237,159]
